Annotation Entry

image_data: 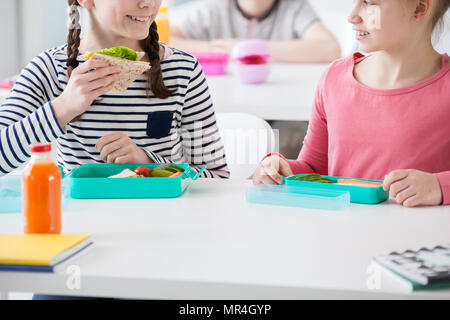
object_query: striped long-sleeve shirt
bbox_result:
[0,44,230,178]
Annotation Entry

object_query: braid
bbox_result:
[140,21,175,99]
[67,0,81,79]
[67,0,82,122]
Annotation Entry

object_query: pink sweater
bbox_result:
[277,53,450,205]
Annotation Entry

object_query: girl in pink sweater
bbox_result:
[253,0,450,207]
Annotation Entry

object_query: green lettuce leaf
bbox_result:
[96,46,138,61]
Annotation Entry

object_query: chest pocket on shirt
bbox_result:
[146,111,174,139]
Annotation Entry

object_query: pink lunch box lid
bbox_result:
[232,39,272,60]
[191,52,229,63]
[0,81,15,90]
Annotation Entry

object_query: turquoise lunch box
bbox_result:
[285,174,389,204]
[67,163,206,199]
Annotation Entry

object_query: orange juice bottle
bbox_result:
[156,6,170,44]
[23,143,62,234]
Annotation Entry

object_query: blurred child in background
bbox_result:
[171,0,341,63]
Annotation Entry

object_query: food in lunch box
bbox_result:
[293,174,383,188]
[108,169,144,178]
[293,174,335,184]
[82,46,150,92]
[169,171,182,178]
[158,164,185,172]
[133,166,152,178]
[108,164,185,178]
[151,164,185,178]
[336,179,383,188]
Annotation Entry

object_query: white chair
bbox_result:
[215,112,276,179]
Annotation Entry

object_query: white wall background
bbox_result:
[19,0,68,68]
[0,0,67,79]
[0,0,19,79]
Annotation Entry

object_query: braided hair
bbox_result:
[140,21,175,99]
[67,0,81,79]
[66,1,175,121]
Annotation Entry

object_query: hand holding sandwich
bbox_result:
[52,46,150,128]
[52,58,122,127]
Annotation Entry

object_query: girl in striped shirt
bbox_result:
[0,0,229,179]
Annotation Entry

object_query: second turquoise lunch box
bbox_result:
[285,174,389,204]
[67,163,206,199]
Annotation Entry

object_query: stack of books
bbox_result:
[0,234,93,272]
[373,244,450,291]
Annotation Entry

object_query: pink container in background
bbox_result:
[191,52,229,76]
[232,40,272,84]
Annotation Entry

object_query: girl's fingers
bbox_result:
[106,145,129,164]
[279,160,293,178]
[389,179,410,198]
[99,138,125,162]
[383,170,409,191]
[252,170,264,185]
[87,73,121,91]
[253,170,279,185]
[403,195,421,208]
[258,165,280,184]
[114,155,131,165]
[83,66,121,82]
[74,59,110,74]
[260,175,279,185]
[395,187,417,205]
[96,132,125,152]
[263,165,284,184]
[90,80,116,100]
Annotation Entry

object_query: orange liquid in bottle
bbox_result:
[23,145,62,234]
[156,6,170,44]
[156,19,170,44]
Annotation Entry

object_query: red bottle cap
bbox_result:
[30,142,52,153]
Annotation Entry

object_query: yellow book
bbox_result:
[0,234,92,271]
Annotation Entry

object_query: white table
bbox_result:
[207,64,328,121]
[0,179,449,300]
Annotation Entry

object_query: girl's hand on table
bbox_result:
[383,169,443,207]
[96,132,151,164]
[253,155,293,185]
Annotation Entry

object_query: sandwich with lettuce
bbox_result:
[82,46,151,92]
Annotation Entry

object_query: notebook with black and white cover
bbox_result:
[373,244,450,286]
